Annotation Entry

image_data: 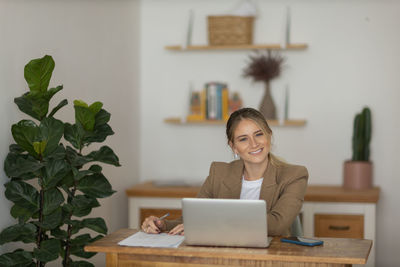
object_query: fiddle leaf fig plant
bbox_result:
[0,55,120,267]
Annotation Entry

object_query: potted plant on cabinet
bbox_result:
[0,55,120,266]
[343,107,372,190]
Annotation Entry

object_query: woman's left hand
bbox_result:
[169,224,184,235]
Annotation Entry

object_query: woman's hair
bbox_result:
[226,107,272,145]
[226,107,281,166]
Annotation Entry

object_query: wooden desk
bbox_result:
[126,183,379,267]
[85,228,372,267]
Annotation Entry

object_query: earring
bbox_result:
[234,153,239,160]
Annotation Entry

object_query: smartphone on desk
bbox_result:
[281,237,323,247]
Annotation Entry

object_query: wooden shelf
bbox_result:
[165,43,308,51]
[305,185,380,203]
[164,117,306,126]
[126,183,379,202]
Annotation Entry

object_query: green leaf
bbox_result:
[43,188,64,215]
[44,85,63,101]
[70,233,92,246]
[68,220,84,235]
[5,180,39,212]
[75,170,95,181]
[71,195,100,217]
[49,98,68,118]
[70,234,100,259]
[42,159,70,189]
[84,123,114,144]
[94,109,111,127]
[71,261,95,267]
[14,93,41,120]
[4,152,42,178]
[0,250,33,267]
[89,164,102,173]
[33,140,47,155]
[39,207,63,230]
[9,144,24,154]
[65,146,91,167]
[64,123,85,150]
[88,102,103,114]
[76,173,115,198]
[82,218,107,234]
[86,146,120,166]
[39,117,64,156]
[0,223,36,244]
[66,108,114,147]
[74,101,103,131]
[50,228,68,239]
[24,55,54,93]
[11,120,39,157]
[82,109,114,145]
[60,172,75,188]
[75,105,96,131]
[45,144,66,160]
[25,91,50,120]
[69,218,107,234]
[10,204,35,223]
[33,239,61,262]
[63,202,74,213]
[73,100,89,108]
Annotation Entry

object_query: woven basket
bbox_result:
[208,16,254,46]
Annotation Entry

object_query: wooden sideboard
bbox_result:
[126,182,380,267]
[85,228,372,267]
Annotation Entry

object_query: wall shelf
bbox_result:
[164,117,306,127]
[165,43,308,51]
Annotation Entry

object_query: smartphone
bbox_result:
[280,237,323,246]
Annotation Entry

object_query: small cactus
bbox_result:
[352,107,372,161]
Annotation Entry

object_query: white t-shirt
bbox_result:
[240,176,264,200]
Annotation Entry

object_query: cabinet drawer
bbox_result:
[140,208,182,225]
[314,214,364,238]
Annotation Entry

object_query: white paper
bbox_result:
[118,231,185,248]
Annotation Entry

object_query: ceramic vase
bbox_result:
[259,83,276,120]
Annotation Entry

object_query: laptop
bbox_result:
[182,198,271,248]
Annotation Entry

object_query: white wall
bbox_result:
[0,0,140,266]
[1,0,399,266]
[139,0,400,266]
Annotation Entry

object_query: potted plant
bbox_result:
[0,55,120,266]
[343,107,372,190]
[243,50,284,119]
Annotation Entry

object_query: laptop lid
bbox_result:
[182,198,270,248]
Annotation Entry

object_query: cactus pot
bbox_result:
[343,161,373,190]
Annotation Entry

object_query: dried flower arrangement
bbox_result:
[243,50,284,119]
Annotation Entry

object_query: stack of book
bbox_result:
[187,82,241,122]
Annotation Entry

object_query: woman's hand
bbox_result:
[168,224,184,235]
[141,216,166,234]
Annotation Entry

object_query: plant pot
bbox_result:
[343,161,373,190]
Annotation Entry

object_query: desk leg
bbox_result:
[106,253,118,267]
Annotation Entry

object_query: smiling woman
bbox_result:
[142,107,308,237]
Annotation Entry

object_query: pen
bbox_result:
[158,213,170,221]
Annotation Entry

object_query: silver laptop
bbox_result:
[182,198,271,248]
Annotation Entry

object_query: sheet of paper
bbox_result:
[118,231,185,248]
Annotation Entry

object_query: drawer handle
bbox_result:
[329,225,350,231]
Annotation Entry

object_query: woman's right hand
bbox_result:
[141,216,166,234]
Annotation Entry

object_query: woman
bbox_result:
[142,107,308,236]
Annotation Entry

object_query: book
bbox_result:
[222,87,229,121]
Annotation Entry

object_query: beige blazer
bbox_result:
[165,155,308,236]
